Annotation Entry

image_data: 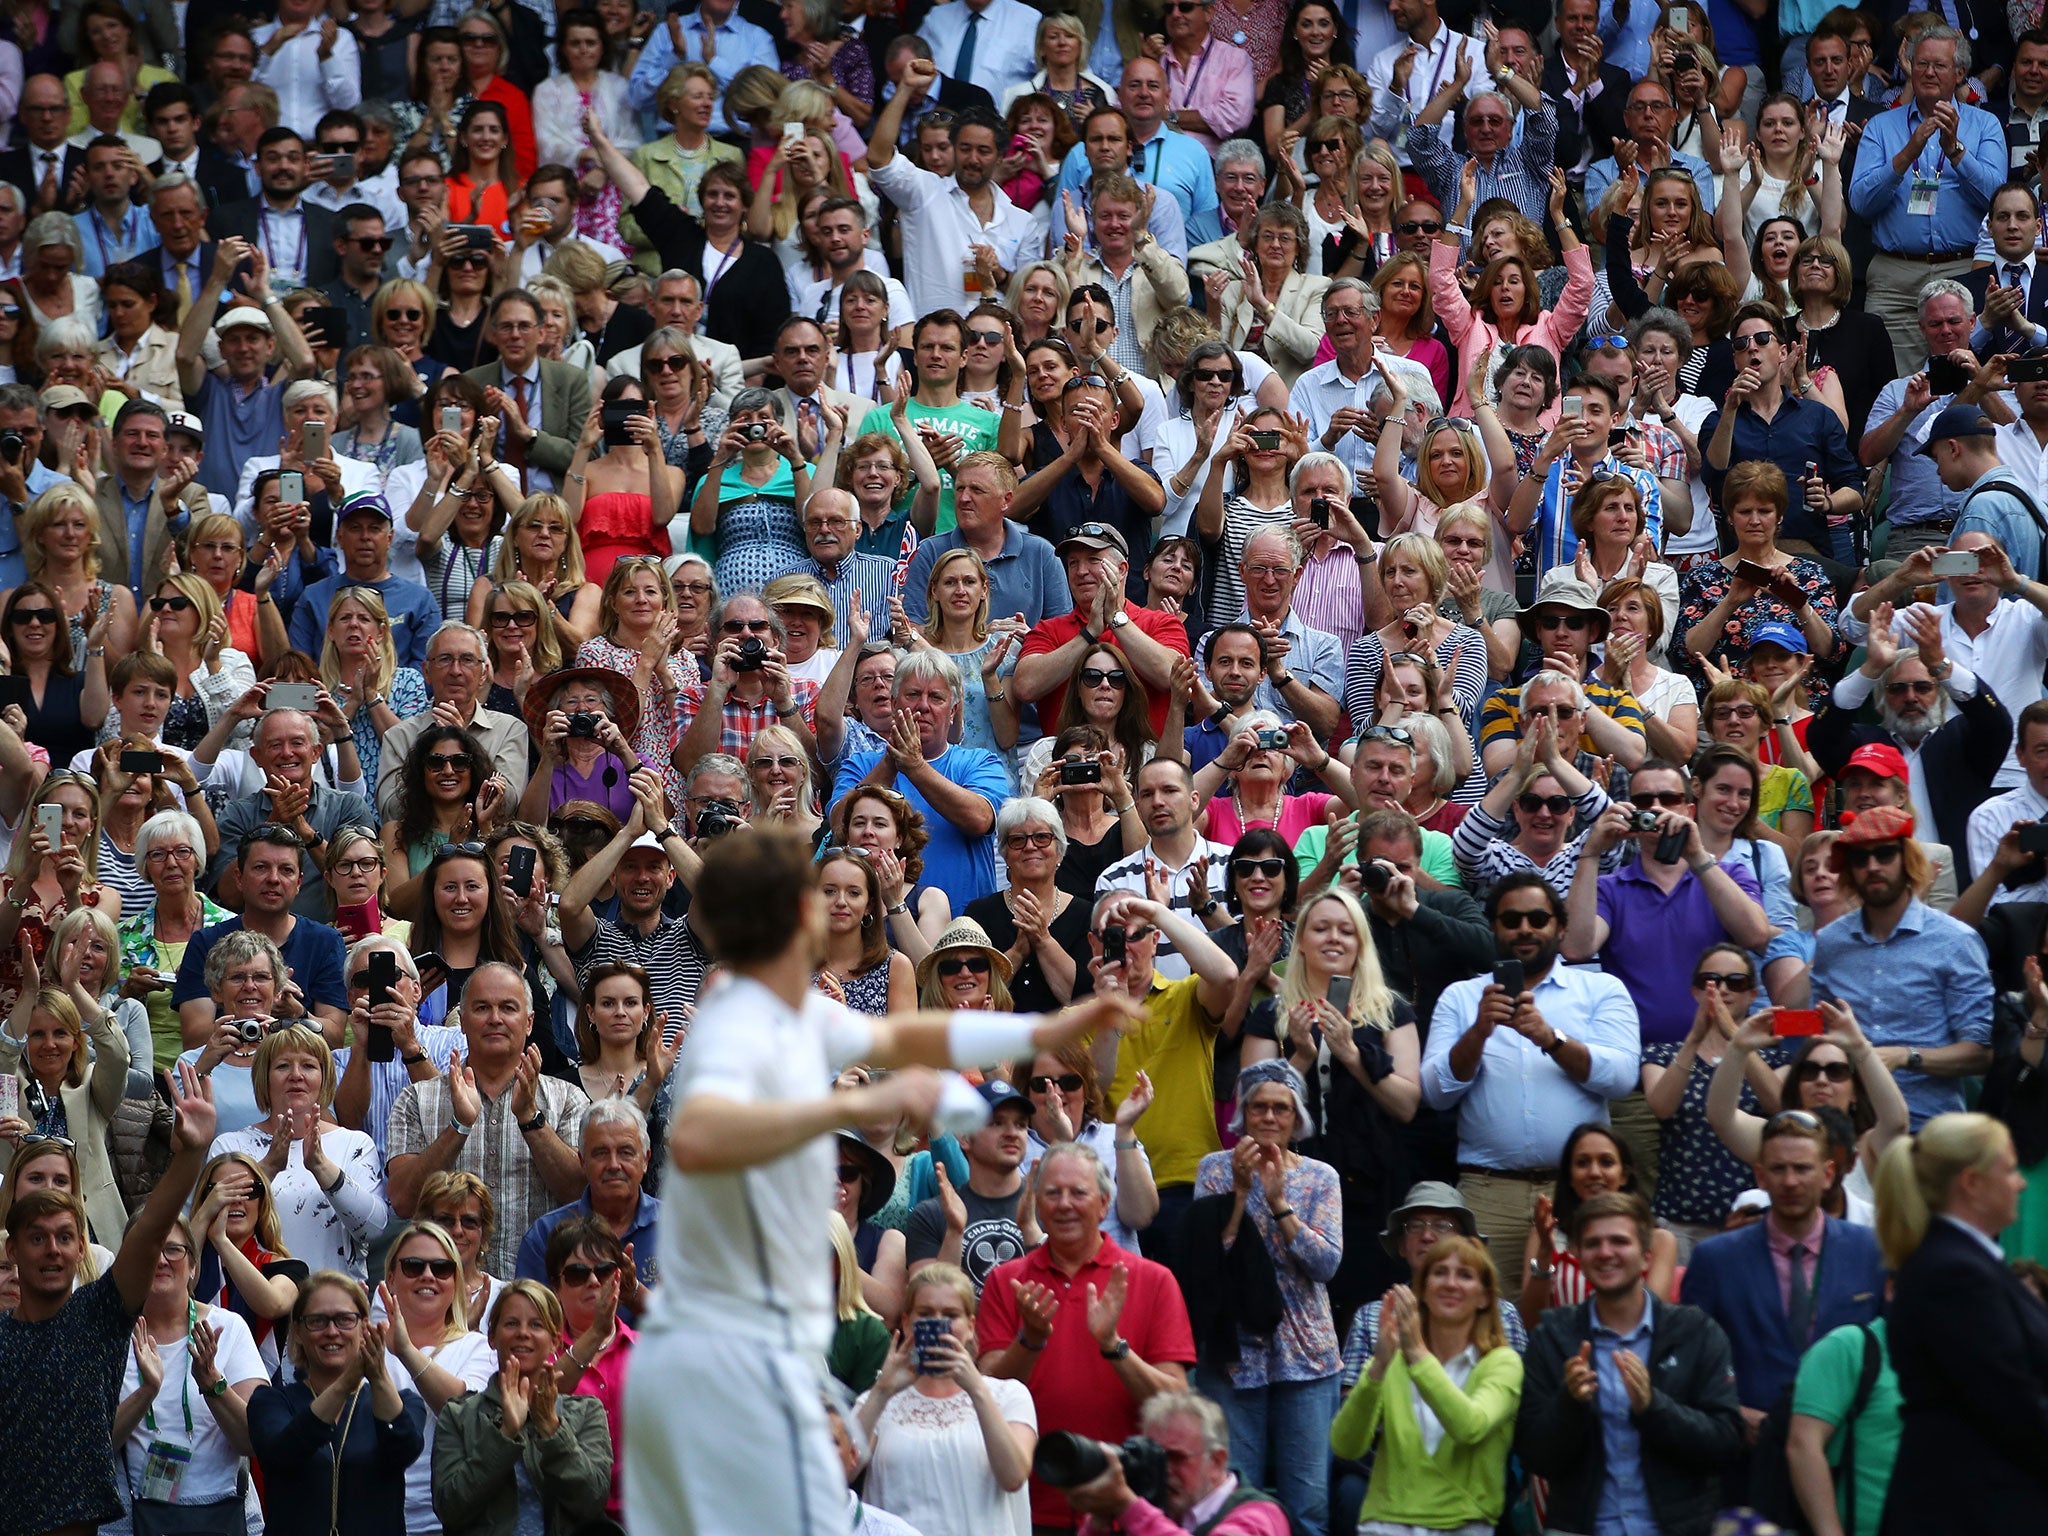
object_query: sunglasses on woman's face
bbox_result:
[394,1255,457,1279]
[561,1261,621,1285]
[935,955,992,977]
[1029,1073,1085,1094]
[423,752,472,772]
[1233,857,1287,878]
[836,1164,864,1184]
[1191,368,1234,384]
[1516,793,1572,816]
[9,608,57,625]
[644,354,686,373]
[386,307,423,321]
[1794,1059,1854,1082]
[148,595,195,612]
[1078,666,1127,688]
[448,253,490,270]
[1693,971,1755,990]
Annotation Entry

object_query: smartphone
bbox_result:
[0,674,29,713]
[1309,496,1332,529]
[301,421,328,461]
[304,307,350,351]
[335,898,380,942]
[2018,822,2048,854]
[279,470,305,504]
[912,1315,951,1374]
[1103,925,1128,964]
[508,844,536,899]
[1668,4,1690,31]
[0,1076,17,1122]
[413,950,448,998]
[365,949,398,1061]
[440,405,464,437]
[1773,1008,1825,1037]
[1561,395,1584,419]
[1930,550,1980,577]
[1058,759,1103,785]
[782,120,805,147]
[1249,429,1281,450]
[2013,356,2048,384]
[1734,558,1776,587]
[1492,958,1524,997]
[119,748,165,774]
[1607,427,1631,448]
[35,802,62,852]
[1928,355,1971,394]
[1326,976,1354,1014]
[265,682,322,713]
[451,223,494,251]
[601,397,639,447]
[306,152,335,179]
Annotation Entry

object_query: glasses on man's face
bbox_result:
[1885,679,1937,697]
[1066,318,1111,336]
[721,618,773,634]
[1078,667,1127,688]
[1693,971,1756,990]
[1516,792,1572,816]
[1404,1216,1461,1239]
[352,236,394,252]
[1731,330,1776,352]
[806,516,857,532]
[401,174,440,189]
[1626,792,1685,811]
[1233,857,1287,878]
[1840,842,1903,868]
[1004,830,1057,851]
[1397,219,1442,236]
[1028,1072,1085,1094]
[394,1255,457,1280]
[1535,612,1591,632]
[644,354,687,374]
[936,955,992,977]
[1495,907,1555,930]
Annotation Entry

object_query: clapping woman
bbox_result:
[1,580,109,767]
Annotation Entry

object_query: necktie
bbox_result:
[799,396,820,453]
[2007,264,2028,323]
[954,9,980,84]
[507,375,531,492]
[1786,1242,1813,1346]
[174,260,193,320]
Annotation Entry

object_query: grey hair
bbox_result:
[150,169,207,210]
[356,99,401,133]
[1214,138,1265,176]
[687,751,747,789]
[1241,525,1302,568]
[711,592,786,644]
[1628,306,1694,361]
[1918,276,1975,321]
[1037,1139,1114,1199]
[34,317,96,362]
[1140,1391,1230,1454]
[1467,89,1514,118]
[24,210,83,265]
[1401,711,1458,795]
[0,181,25,214]
[0,383,37,413]
[430,619,489,659]
[204,928,286,994]
[1910,20,1970,74]
[282,378,339,415]
[730,385,783,422]
[458,960,528,1013]
[1524,667,1590,712]
[345,932,419,981]
[1322,276,1372,315]
[893,647,962,700]
[656,268,700,297]
[581,1096,649,1151]
[135,809,204,863]
[1289,450,1350,496]
[995,795,1068,860]
[789,0,837,35]
[1237,708,1285,739]
[1369,356,1442,415]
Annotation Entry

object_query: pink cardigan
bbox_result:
[1429,240,1594,419]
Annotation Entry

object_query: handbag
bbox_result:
[131,1496,248,1536]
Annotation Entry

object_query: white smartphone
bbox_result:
[265,682,323,713]
[1668,5,1690,32]
[279,470,305,504]
[0,1075,17,1122]
[782,120,805,147]
[441,405,464,437]
[1561,396,1585,418]
[36,801,63,851]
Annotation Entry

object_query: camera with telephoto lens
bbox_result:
[566,712,599,739]
[696,799,742,839]
[734,637,767,671]
[0,430,23,465]
[1627,808,1662,834]
[231,1018,269,1044]
[1033,1432,1169,1506]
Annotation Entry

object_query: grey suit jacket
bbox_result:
[376,704,532,818]
[461,357,591,477]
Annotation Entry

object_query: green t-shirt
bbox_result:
[856,400,1000,533]
[1294,819,1462,890]
[1790,1318,1900,1536]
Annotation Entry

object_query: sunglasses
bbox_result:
[1730,331,1777,351]
[1584,334,1630,350]
[1066,318,1112,335]
[1496,908,1556,929]
[148,595,195,613]
[1884,679,1937,696]
[1693,971,1756,990]
[1840,842,1902,867]
[1233,857,1287,878]
[722,618,774,633]
[1191,367,1235,384]
[426,1211,485,1232]
[448,253,491,269]
[1397,219,1442,235]
[1793,1059,1854,1082]
[423,752,473,771]
[386,306,423,320]
[561,1261,621,1285]
[1516,792,1573,816]
[1535,612,1592,631]
[936,955,993,977]
[395,1255,458,1280]
[1630,791,1687,809]
[430,839,487,859]
[1004,830,1057,850]
[1078,666,1127,688]
[967,329,1004,345]
[1310,137,1342,153]
[489,610,539,627]
[1668,286,1711,302]
[10,608,57,624]
[1766,1108,1823,1134]
[1029,1072,1086,1093]
[1712,704,1760,721]
[644,354,687,373]
[352,236,394,252]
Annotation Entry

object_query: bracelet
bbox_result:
[1270,1205,1295,1220]
[566,471,587,484]
[319,1163,346,1195]
[1114,1137,1139,1150]
[986,688,1007,703]
[1113,802,1136,814]
[1018,1332,1048,1352]
[451,1117,472,1137]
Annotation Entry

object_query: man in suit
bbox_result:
[209,126,340,291]
[133,172,216,327]
[1683,1111,1886,1431]
[768,316,870,462]
[1517,1193,1744,1536]
[0,75,89,216]
[1965,182,2048,358]
[879,35,997,150]
[93,398,213,599]
[1806,23,1885,134]
[1542,0,1630,177]
[146,83,254,219]
[464,289,592,495]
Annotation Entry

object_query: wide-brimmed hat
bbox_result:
[521,666,644,745]
[1378,1179,1481,1258]
[834,1132,897,1222]
[915,918,1014,992]
[1517,571,1610,641]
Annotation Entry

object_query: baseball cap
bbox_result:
[164,411,204,441]
[1055,521,1130,560]
[977,1078,1030,1116]
[1916,402,1997,454]
[37,385,92,412]
[1747,622,1809,656]
[1841,742,1909,781]
[336,490,392,523]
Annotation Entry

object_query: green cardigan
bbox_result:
[1329,1344,1524,1529]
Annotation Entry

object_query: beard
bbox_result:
[1880,693,1946,746]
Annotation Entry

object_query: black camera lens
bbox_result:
[1628,808,1662,833]
[734,637,766,671]
[566,711,599,738]
[1362,860,1393,895]
[0,430,23,464]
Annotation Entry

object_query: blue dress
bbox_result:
[709,460,807,593]
[350,668,428,792]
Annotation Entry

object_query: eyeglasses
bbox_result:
[1793,1059,1854,1082]
[1839,842,1902,867]
[160,1242,193,1260]
[1884,679,1937,697]
[676,580,713,596]
[1495,908,1556,929]
[561,1261,621,1285]
[394,1255,458,1280]
[1028,1072,1085,1093]
[644,354,687,373]
[1233,857,1287,878]
[1078,666,1127,688]
[1004,830,1057,850]
[1403,1216,1462,1238]
[352,236,394,251]
[1731,330,1777,351]
[10,609,57,625]
[489,610,539,628]
[1397,219,1442,235]
[1535,612,1592,631]
[1358,725,1413,746]
[144,846,199,864]
[424,1210,484,1232]
[1693,970,1756,990]
[721,618,774,633]
[1164,1,1207,9]
[1711,704,1760,721]
[1628,791,1686,810]
[1516,792,1573,816]
[935,955,992,977]
[300,1312,364,1333]
[423,752,473,772]
[458,31,497,45]
[1797,252,1838,268]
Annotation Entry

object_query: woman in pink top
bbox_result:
[551,1218,639,1524]
[1429,168,1591,419]
[1193,710,1358,844]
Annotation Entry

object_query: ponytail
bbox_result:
[1874,1112,2011,1270]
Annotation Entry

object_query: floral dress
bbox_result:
[1670,556,1839,695]
[575,633,704,811]
[0,879,104,1020]
[781,43,874,117]
[1191,1150,1344,1388]
[351,668,428,792]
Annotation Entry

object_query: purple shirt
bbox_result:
[1766,1208,1825,1314]
[552,750,637,821]
[1594,858,1767,1045]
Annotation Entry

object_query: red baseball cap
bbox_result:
[1841,743,1910,781]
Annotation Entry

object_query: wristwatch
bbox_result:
[1541,1032,1570,1058]
[518,1108,547,1134]
[659,826,685,844]
[1109,612,1132,631]
[1906,1048,1924,1071]
[1099,1337,1131,1361]
[401,1049,428,1066]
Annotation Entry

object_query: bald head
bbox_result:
[20,75,68,149]
[1120,55,1167,132]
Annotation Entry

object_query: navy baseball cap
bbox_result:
[977,1079,1030,1116]
[1916,403,1997,455]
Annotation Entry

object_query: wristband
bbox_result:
[451,1117,473,1137]
[947,1012,1041,1070]
[1018,1332,1048,1352]
[1269,1206,1294,1219]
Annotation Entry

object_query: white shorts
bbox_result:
[624,1324,853,1536]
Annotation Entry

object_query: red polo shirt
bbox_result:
[1019,605,1191,736]
[977,1236,1197,1529]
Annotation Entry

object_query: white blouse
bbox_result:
[209,1124,390,1282]
[856,1377,1038,1536]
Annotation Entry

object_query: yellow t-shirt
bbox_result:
[145,937,187,1071]
[1109,975,1220,1189]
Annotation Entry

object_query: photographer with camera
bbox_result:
[673,591,821,779]
[559,767,708,1029]
[519,666,646,825]
[1054,1391,1291,1536]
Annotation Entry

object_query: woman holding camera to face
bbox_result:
[519,666,644,825]
[1193,710,1357,845]
[180,930,311,1135]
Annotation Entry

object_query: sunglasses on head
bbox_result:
[1233,857,1287,878]
[1029,1072,1085,1093]
[936,954,992,977]
[1766,1108,1823,1135]
[1496,907,1555,929]
[1693,970,1755,990]
[148,595,194,613]
[394,1255,457,1279]
[1358,725,1413,746]
[1078,666,1127,687]
[1584,334,1629,350]
[1516,792,1572,816]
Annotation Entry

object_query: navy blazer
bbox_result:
[1963,260,2048,353]
[1681,1216,1885,1409]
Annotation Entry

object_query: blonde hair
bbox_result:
[904,1260,977,1322]
[488,1276,565,1336]
[388,1220,469,1339]
[19,986,87,1086]
[317,584,398,703]
[248,1024,337,1115]
[826,1210,875,1321]
[746,723,815,818]
[922,547,992,645]
[49,906,119,998]
[20,484,101,582]
[1435,502,1494,563]
[1379,532,1452,604]
[289,1271,369,1371]
[1875,1112,2012,1269]
[5,772,102,887]
[485,579,566,674]
[1416,1235,1507,1354]
[159,572,226,665]
[1418,419,1487,509]
[493,493,587,590]
[1276,888,1399,1031]
[194,1152,287,1255]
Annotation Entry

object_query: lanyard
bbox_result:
[1175,41,1215,107]
[703,238,739,295]
[142,1300,197,1439]
[259,205,307,276]
[1419,31,1454,104]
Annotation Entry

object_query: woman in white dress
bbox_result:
[855,1262,1038,1536]
[532,8,642,251]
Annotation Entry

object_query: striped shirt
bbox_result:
[1209,494,1299,622]
[333,1023,466,1149]
[1094,840,1233,981]
[1292,543,1370,651]
[1407,104,1559,245]
[1529,455,1663,576]
[1478,680,1647,758]
[1342,624,1488,767]
[1450,779,1616,897]
[570,913,709,1026]
[805,553,895,643]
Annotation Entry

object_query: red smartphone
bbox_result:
[1734,559,1776,587]
[335,900,381,943]
[1773,1008,1824,1037]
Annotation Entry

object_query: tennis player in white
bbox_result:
[624,827,1136,1535]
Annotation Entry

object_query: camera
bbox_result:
[232,1019,269,1044]
[745,422,769,442]
[0,429,23,464]
[1361,859,1392,895]
[1034,1432,1169,1506]
[1058,759,1103,785]
[1309,496,1332,529]
[1627,808,1662,834]
[566,712,600,738]
[1102,924,1128,964]
[734,637,767,671]
[696,799,742,839]
[1255,728,1290,751]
